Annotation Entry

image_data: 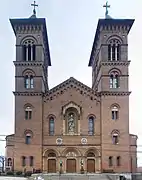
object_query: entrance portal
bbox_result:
[87,159,95,173]
[66,159,76,173]
[48,159,56,173]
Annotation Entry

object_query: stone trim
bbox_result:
[47,77,96,95]
[13,91,43,96]
[43,144,101,146]
[101,61,130,66]
[14,24,41,34]
[98,91,131,96]
[44,77,100,103]
[62,101,81,115]
[13,61,44,66]
[15,75,43,78]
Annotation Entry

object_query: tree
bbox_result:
[0,156,5,172]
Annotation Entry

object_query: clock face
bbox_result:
[56,138,63,145]
[81,138,87,145]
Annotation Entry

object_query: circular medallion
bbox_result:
[56,138,63,145]
[81,138,87,144]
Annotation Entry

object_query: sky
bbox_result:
[0,0,142,166]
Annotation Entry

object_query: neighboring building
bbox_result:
[5,3,137,174]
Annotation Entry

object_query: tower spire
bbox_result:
[103,1,111,19]
[31,1,38,18]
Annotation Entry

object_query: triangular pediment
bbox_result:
[44,77,99,102]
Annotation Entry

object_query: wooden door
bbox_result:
[87,159,95,173]
[66,159,76,173]
[48,159,56,173]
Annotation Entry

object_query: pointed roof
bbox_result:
[44,77,99,102]
[10,17,51,66]
[88,18,134,66]
[30,1,38,18]
[30,14,37,19]
[48,77,95,94]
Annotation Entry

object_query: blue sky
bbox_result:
[0,0,142,166]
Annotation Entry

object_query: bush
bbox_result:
[6,171,14,176]
[102,169,114,173]
[34,169,41,173]
[24,171,32,177]
[16,171,23,176]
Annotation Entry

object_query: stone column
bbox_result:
[63,120,65,135]
[58,157,66,173]
[78,120,80,135]
[96,156,101,173]
[42,156,47,173]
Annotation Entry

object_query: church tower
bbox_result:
[89,3,136,173]
[10,3,51,171]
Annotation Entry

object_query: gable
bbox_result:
[44,77,99,103]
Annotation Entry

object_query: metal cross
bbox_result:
[31,1,38,15]
[103,1,110,18]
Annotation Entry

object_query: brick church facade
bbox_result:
[5,8,137,173]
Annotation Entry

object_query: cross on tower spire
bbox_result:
[31,1,38,17]
[103,1,110,19]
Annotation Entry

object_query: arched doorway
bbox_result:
[66,151,77,173]
[47,152,56,173]
[87,152,95,173]
[66,159,76,173]
[62,148,81,173]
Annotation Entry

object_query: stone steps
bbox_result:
[29,173,117,180]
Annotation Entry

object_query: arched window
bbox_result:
[25,106,32,120]
[87,152,95,157]
[48,152,56,157]
[21,156,26,166]
[25,133,32,144]
[108,39,121,61]
[29,156,34,167]
[7,158,12,166]
[109,156,113,167]
[49,117,54,135]
[88,116,95,135]
[116,156,121,166]
[25,75,29,88]
[64,107,79,135]
[22,39,36,61]
[30,75,34,88]
[109,71,119,89]
[111,105,119,120]
[24,75,34,89]
[112,130,120,145]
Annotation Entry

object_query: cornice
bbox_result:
[13,61,44,66]
[5,145,14,147]
[13,91,43,96]
[43,144,101,147]
[98,91,131,96]
[101,61,130,66]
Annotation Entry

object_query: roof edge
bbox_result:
[9,18,51,66]
[88,18,135,67]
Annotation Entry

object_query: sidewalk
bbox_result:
[0,177,27,180]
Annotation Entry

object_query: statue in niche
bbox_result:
[68,113,75,133]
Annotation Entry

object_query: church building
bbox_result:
[5,2,137,174]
